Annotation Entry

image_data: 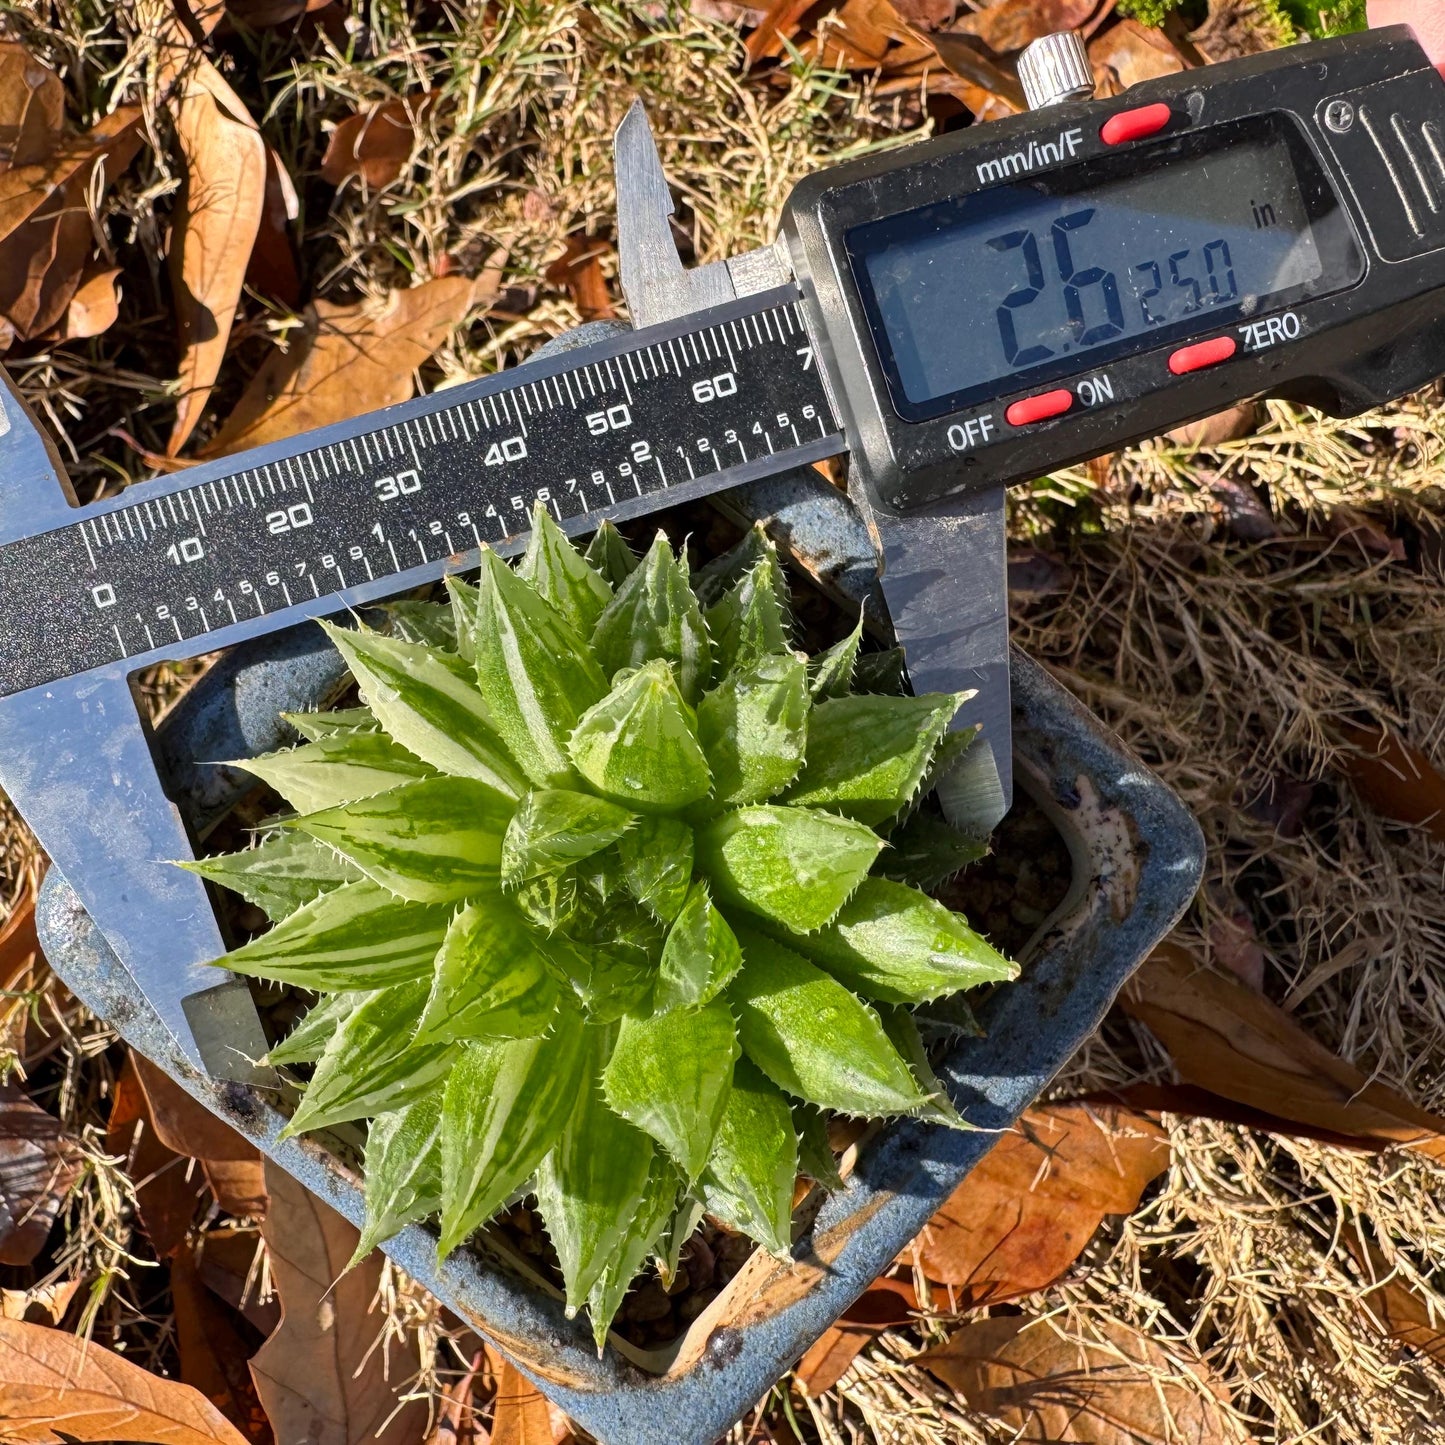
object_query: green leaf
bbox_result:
[438,1008,587,1257]
[283,981,448,1137]
[352,1087,444,1263]
[385,599,457,650]
[414,894,560,1046]
[783,692,968,825]
[289,776,512,904]
[853,647,908,696]
[568,660,712,811]
[183,830,361,923]
[501,790,633,888]
[698,1058,797,1256]
[444,576,480,663]
[913,992,984,1039]
[692,524,777,609]
[472,548,607,788]
[542,929,656,1021]
[696,652,809,809]
[512,870,580,934]
[784,876,1016,1003]
[808,615,863,701]
[320,622,524,796]
[792,1103,843,1190]
[616,815,693,923]
[602,998,737,1181]
[520,501,613,636]
[695,805,882,932]
[586,1153,681,1348]
[264,990,369,1067]
[237,732,436,815]
[876,810,987,892]
[653,1191,705,1288]
[216,879,450,991]
[591,533,712,704]
[728,924,926,1116]
[584,519,639,589]
[706,551,792,677]
[655,880,741,1012]
[876,1006,973,1132]
[282,706,379,741]
[535,1030,656,1315]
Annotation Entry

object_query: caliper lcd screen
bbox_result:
[846,116,1361,422]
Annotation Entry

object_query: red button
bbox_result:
[1168,335,1238,375]
[1006,389,1074,427]
[1100,102,1172,146]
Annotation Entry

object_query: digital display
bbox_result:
[846,119,1360,421]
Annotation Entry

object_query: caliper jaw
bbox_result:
[0,378,271,1083]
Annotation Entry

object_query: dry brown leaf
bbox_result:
[920,1313,1250,1444]
[0,885,43,1067]
[249,1159,429,1445]
[903,1102,1169,1305]
[0,1279,80,1327]
[1122,942,1445,1160]
[949,0,1101,54]
[204,268,503,457]
[1350,1238,1445,1369]
[490,1360,571,1445]
[56,265,120,340]
[0,44,64,170]
[795,1276,917,1396]
[744,0,816,64]
[1089,18,1188,95]
[320,94,436,189]
[1335,722,1445,839]
[162,42,267,455]
[545,234,616,322]
[1165,402,1258,448]
[0,1316,251,1445]
[197,1227,279,1336]
[246,146,300,308]
[917,32,1026,112]
[0,1083,83,1267]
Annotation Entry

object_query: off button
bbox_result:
[1006,389,1074,427]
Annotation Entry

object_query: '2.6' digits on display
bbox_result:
[986,206,1238,366]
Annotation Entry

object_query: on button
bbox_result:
[1006,389,1074,427]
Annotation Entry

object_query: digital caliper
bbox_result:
[1,26,1442,1078]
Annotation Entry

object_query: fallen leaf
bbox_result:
[204,268,503,457]
[902,1102,1169,1305]
[54,265,120,340]
[162,41,268,454]
[1349,1237,1445,1369]
[320,94,436,188]
[1328,506,1406,562]
[0,1316,251,1445]
[544,234,616,322]
[1207,474,1277,541]
[1,1279,80,1326]
[795,1276,916,1396]
[949,0,1101,54]
[1334,723,1445,840]
[1205,884,1264,992]
[1239,772,1314,839]
[1122,942,1445,1160]
[916,31,1026,112]
[249,1159,429,1445]
[920,1313,1250,1444]
[197,1226,280,1336]
[0,885,43,1067]
[1089,18,1188,95]
[246,146,301,307]
[1165,402,1257,448]
[490,1360,571,1445]
[0,44,64,170]
[0,1083,83,1266]
[745,0,817,64]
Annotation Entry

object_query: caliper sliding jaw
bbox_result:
[0,103,1013,1083]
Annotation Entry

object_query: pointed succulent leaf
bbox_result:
[706,551,792,677]
[289,776,511,904]
[698,1058,797,1256]
[534,1030,656,1314]
[414,894,560,1046]
[215,879,451,991]
[783,692,969,825]
[283,981,448,1137]
[438,1008,587,1257]
[591,533,712,703]
[520,501,613,636]
[385,599,457,649]
[784,877,1017,1003]
[568,660,712,811]
[444,576,480,663]
[912,992,984,1038]
[585,519,639,589]
[808,615,864,701]
[264,990,369,1067]
[183,830,360,923]
[601,998,738,1181]
[352,1088,444,1263]
[237,732,436,815]
[876,810,987,892]
[472,548,607,788]
[617,815,693,922]
[696,652,809,809]
[913,723,981,812]
[542,929,656,1021]
[853,647,908,696]
[729,924,926,1116]
[695,805,883,932]
[655,880,741,1012]
[876,1006,972,1131]
[654,1191,706,1288]
[514,870,579,933]
[501,790,634,888]
[792,1103,843,1191]
[320,621,524,795]
[692,524,779,609]
[586,1152,682,1348]
[578,847,625,905]
[282,706,379,741]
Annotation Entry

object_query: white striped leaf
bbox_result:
[444,575,479,663]
[385,599,457,649]
[264,990,370,1067]
[282,706,379,741]
[351,1088,444,1264]
[238,731,436,814]
[696,651,810,809]
[655,880,740,1012]
[617,815,693,923]
[586,1153,683,1348]
[183,829,361,922]
[520,500,612,636]
[501,790,634,888]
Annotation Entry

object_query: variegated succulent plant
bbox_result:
[191,506,1018,1345]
